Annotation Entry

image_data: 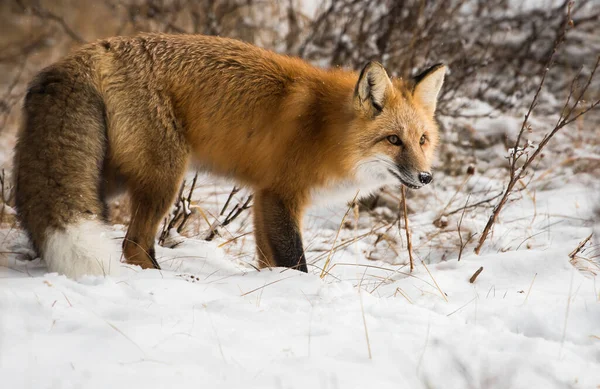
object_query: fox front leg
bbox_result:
[253,190,308,272]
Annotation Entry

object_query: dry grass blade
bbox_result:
[240,275,297,296]
[400,186,414,272]
[393,287,413,304]
[320,191,360,278]
[358,290,372,360]
[523,273,537,305]
[446,296,478,317]
[420,259,448,302]
[568,233,593,260]
[457,194,471,261]
[105,320,145,354]
[559,269,575,358]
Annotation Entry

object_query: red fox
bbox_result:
[13,33,446,278]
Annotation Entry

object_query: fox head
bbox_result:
[349,62,446,190]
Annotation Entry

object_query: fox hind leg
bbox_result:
[123,170,187,270]
[108,91,189,270]
[117,131,189,270]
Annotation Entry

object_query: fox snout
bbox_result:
[403,169,433,189]
[387,164,433,190]
[418,171,433,185]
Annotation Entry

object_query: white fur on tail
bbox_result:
[43,219,129,279]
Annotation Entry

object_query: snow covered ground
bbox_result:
[1,162,599,388]
[1,0,598,386]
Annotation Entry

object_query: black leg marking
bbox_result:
[148,246,161,270]
[262,193,308,272]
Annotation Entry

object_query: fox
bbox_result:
[13,33,446,279]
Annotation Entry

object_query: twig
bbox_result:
[177,173,198,234]
[158,172,201,245]
[205,190,253,241]
[220,186,240,216]
[400,187,414,272]
[0,169,6,224]
[469,267,484,283]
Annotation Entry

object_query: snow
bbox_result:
[1,173,599,388]
[1,15,599,383]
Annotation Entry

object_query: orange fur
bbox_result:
[13,33,446,276]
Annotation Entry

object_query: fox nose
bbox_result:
[418,172,433,185]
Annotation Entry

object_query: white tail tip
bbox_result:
[43,219,130,279]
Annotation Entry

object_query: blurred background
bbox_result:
[0,0,599,268]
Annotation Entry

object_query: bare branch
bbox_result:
[400,187,414,272]
[473,2,600,254]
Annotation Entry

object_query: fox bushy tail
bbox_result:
[13,58,124,279]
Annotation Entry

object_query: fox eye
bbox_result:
[420,134,427,145]
[387,135,402,146]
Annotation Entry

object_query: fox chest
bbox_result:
[311,179,366,206]
[310,167,395,206]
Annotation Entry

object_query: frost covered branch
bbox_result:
[475,2,600,254]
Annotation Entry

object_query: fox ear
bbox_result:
[354,61,393,115]
[413,64,446,116]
